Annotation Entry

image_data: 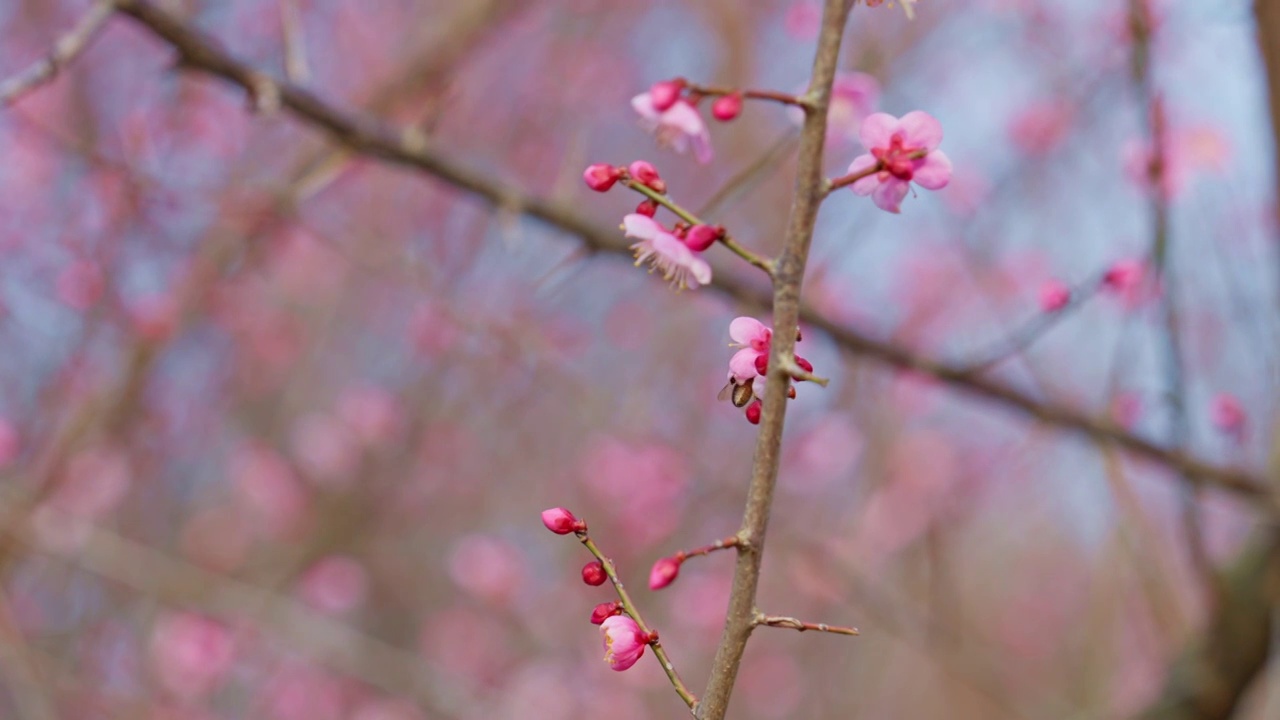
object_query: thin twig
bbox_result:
[956,275,1106,373]
[753,611,859,636]
[623,180,775,276]
[0,0,116,106]
[578,534,697,711]
[106,0,1277,510]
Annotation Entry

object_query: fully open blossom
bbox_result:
[600,615,648,671]
[631,93,712,164]
[623,214,711,290]
[848,111,952,213]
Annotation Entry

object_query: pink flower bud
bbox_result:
[583,163,622,192]
[582,560,608,586]
[711,93,743,122]
[795,355,814,373]
[1039,280,1071,312]
[635,199,659,217]
[745,400,762,425]
[601,615,648,671]
[1211,393,1246,436]
[648,79,685,113]
[1103,259,1143,292]
[591,601,622,625]
[683,224,720,252]
[755,353,769,376]
[628,160,666,194]
[541,507,582,535]
[648,556,681,590]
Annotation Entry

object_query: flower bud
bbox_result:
[683,224,720,252]
[755,353,768,376]
[591,601,622,625]
[541,507,582,535]
[648,556,681,590]
[711,93,743,122]
[1211,393,1246,436]
[627,161,666,194]
[635,199,659,217]
[582,560,608,586]
[649,79,685,113]
[1039,280,1071,312]
[745,400,762,425]
[795,355,814,373]
[583,163,622,192]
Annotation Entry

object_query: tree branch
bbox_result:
[105,0,1275,509]
[0,0,116,106]
[697,1,851,717]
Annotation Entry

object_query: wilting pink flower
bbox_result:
[150,612,236,699]
[649,556,681,590]
[631,94,712,164]
[600,615,648,671]
[582,560,608,586]
[541,507,582,535]
[711,93,743,122]
[591,601,622,624]
[728,316,773,383]
[1039,280,1071,312]
[848,111,952,213]
[1210,393,1246,438]
[623,214,711,290]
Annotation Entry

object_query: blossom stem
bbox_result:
[578,533,698,711]
[823,160,882,194]
[623,180,775,276]
[684,82,811,109]
[753,611,859,636]
[777,358,830,387]
[674,535,740,563]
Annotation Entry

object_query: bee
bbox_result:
[717,377,755,408]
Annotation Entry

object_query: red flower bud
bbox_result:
[541,507,582,535]
[627,160,666,194]
[683,224,720,252]
[755,353,768,376]
[591,601,622,624]
[583,163,621,192]
[649,79,685,113]
[795,355,814,373]
[635,199,659,217]
[745,400,762,425]
[582,560,608,586]
[711,93,743,122]
[648,556,682,590]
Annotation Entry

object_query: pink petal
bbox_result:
[872,179,909,213]
[859,112,899,151]
[898,110,943,151]
[662,102,705,136]
[622,214,664,241]
[729,317,769,345]
[690,130,713,164]
[688,255,712,286]
[912,150,952,190]
[729,348,760,382]
[630,93,659,120]
[847,153,880,196]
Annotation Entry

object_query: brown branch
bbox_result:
[697,1,851,717]
[0,0,116,106]
[754,612,859,636]
[106,0,1276,510]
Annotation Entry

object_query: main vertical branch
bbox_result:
[696,1,851,718]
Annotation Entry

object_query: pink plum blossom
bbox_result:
[623,214,711,290]
[630,93,712,164]
[541,507,582,535]
[728,316,773,383]
[848,111,952,213]
[788,72,880,145]
[600,615,648,671]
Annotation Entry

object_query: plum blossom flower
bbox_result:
[848,111,952,213]
[728,316,773,383]
[623,214,711,291]
[631,93,712,164]
[600,615,648,671]
[787,72,880,145]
